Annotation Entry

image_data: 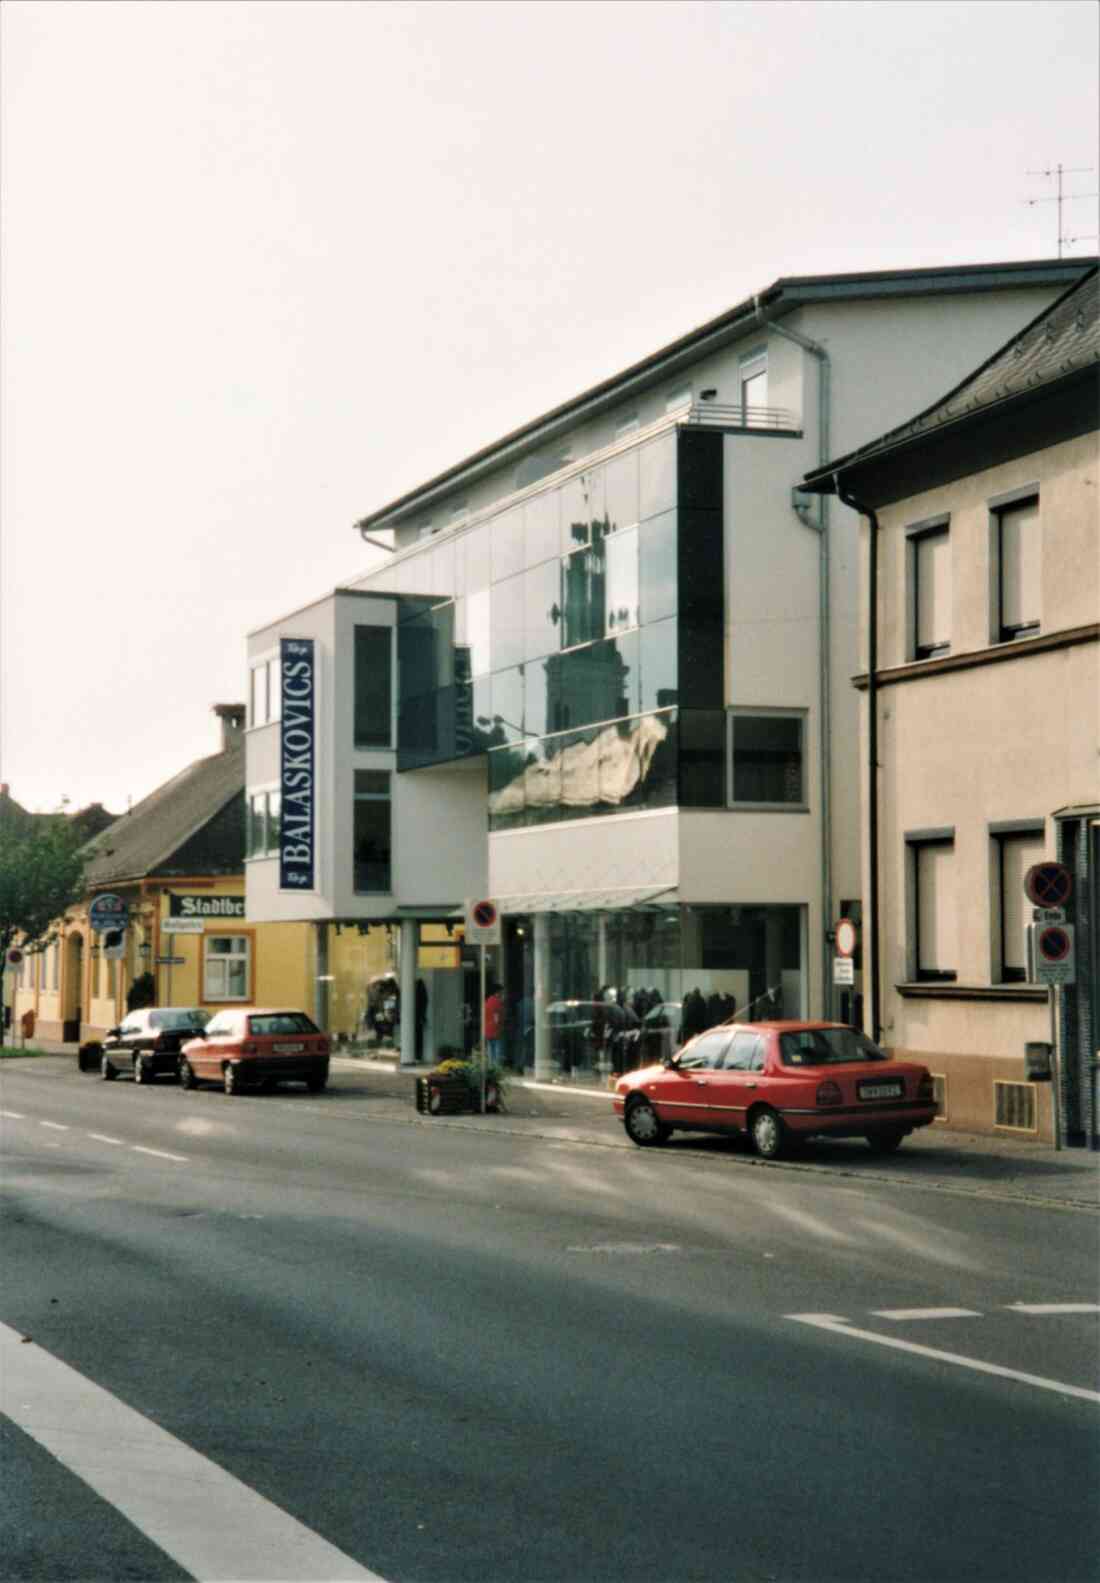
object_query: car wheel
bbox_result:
[133,1055,147,1085]
[866,1128,906,1154]
[624,1096,670,1147]
[750,1106,785,1160]
[179,1058,196,1090]
[223,1064,240,1096]
[100,1055,117,1082]
[306,1072,327,1094]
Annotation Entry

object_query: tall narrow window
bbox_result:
[997,494,1040,640]
[908,833,957,981]
[993,824,1045,982]
[249,662,267,727]
[354,625,393,748]
[354,771,392,893]
[912,524,951,658]
[739,350,768,417]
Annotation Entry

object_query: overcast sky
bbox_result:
[2,0,1096,816]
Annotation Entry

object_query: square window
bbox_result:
[729,711,806,807]
[204,935,250,1001]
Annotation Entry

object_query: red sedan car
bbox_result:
[613,1021,936,1157]
[179,1008,330,1096]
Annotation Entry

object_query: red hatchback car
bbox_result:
[179,1008,330,1096]
[614,1021,936,1157]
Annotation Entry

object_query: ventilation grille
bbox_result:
[931,1074,947,1121]
[994,1080,1037,1132]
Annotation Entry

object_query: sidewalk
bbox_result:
[16,1041,1100,1212]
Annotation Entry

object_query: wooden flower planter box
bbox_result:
[416,1074,475,1116]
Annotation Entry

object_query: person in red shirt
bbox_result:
[484,984,505,1066]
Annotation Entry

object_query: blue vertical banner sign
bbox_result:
[279,638,316,892]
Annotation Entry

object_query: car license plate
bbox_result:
[859,1080,903,1101]
[273,1041,304,1054]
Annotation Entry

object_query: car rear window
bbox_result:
[248,1013,318,1036]
[780,1029,889,1066]
[150,1009,210,1031]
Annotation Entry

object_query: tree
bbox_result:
[0,813,88,965]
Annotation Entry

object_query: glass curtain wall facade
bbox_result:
[495,904,803,1078]
[394,428,730,814]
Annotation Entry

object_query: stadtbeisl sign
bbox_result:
[168,894,245,918]
[279,637,316,892]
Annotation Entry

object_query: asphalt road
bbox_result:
[2,1059,1098,1583]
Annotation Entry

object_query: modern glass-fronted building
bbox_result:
[244,259,1092,1078]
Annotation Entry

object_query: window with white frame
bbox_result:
[909,519,951,659]
[204,935,250,1001]
[248,657,282,727]
[246,789,280,858]
[992,822,1045,982]
[907,831,957,981]
[729,709,807,808]
[993,490,1040,641]
[739,349,768,415]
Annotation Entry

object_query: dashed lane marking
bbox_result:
[87,1133,126,1146]
[872,1308,981,1321]
[787,1313,1100,1405]
[0,1321,387,1581]
[1009,1302,1100,1315]
[40,1121,69,1131]
[1,1109,26,1119]
[131,1146,189,1163]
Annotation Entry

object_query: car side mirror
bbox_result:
[663,1053,679,1069]
[107,1026,121,1038]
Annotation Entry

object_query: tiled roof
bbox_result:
[805,267,1099,486]
[84,741,244,887]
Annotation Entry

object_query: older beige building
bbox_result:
[806,269,1099,1147]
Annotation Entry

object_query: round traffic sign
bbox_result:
[835,918,859,958]
[1024,862,1072,909]
[471,900,498,930]
[1037,925,1072,963]
[7,948,24,966]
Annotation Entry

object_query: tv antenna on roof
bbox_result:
[1024,164,1098,257]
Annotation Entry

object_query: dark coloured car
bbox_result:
[614,1020,937,1157]
[179,1008,330,1095]
[99,1007,212,1084]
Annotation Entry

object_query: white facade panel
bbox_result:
[489,809,679,906]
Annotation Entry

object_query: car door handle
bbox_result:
[695,1078,708,1086]
[744,1081,757,1090]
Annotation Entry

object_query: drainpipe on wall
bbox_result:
[834,479,882,1045]
[754,298,833,1018]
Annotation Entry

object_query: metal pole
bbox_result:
[1050,985,1062,1151]
[480,944,487,1113]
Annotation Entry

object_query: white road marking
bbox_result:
[131,1146,189,1163]
[1009,1303,1100,1315]
[0,1322,387,1581]
[567,1242,681,1255]
[873,1308,981,1321]
[40,1121,69,1132]
[88,1134,126,1146]
[787,1313,1100,1405]
[1,1109,26,1119]
[763,1199,854,1244]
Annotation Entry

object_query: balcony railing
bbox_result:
[677,400,800,432]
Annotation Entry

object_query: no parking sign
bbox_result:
[464,898,501,946]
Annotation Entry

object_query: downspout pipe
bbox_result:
[834,478,882,1044]
[754,298,833,1019]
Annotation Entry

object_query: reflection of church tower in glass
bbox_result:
[542,639,630,735]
